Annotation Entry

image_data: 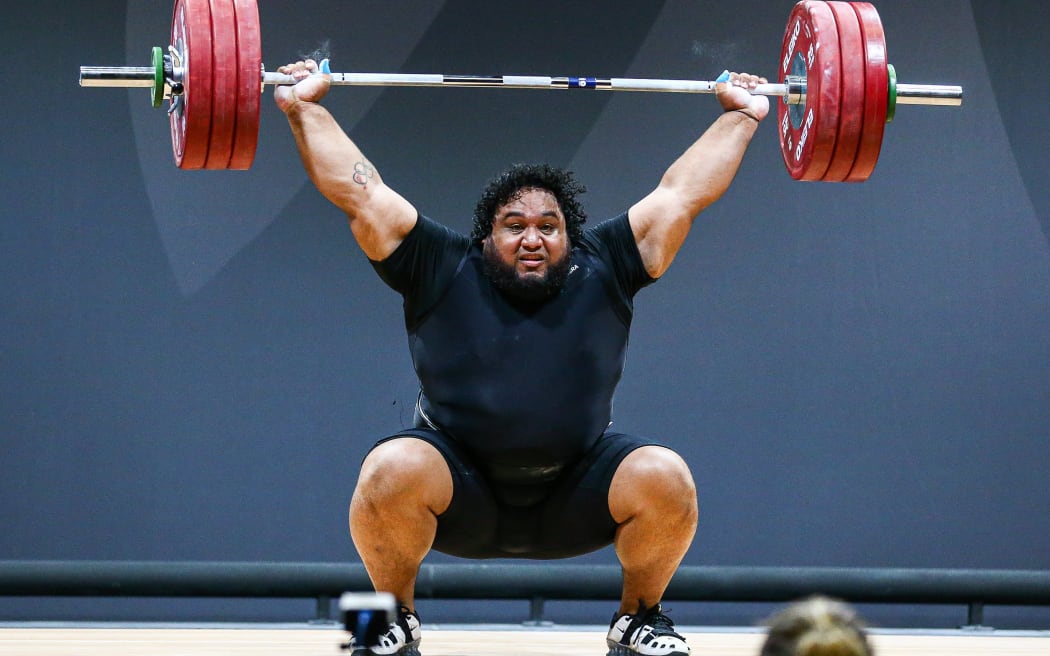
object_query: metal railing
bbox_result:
[2,561,1049,627]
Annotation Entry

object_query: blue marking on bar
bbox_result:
[568,77,597,89]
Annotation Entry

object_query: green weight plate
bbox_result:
[151,46,164,108]
[887,63,897,123]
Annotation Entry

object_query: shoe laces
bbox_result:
[639,603,681,637]
[353,605,415,641]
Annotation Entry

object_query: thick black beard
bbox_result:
[481,243,571,303]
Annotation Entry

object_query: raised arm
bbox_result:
[274,59,418,261]
[629,72,769,278]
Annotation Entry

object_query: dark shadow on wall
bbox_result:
[971,0,1050,246]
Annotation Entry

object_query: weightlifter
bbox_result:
[275,58,768,656]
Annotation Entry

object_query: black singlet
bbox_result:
[371,212,653,476]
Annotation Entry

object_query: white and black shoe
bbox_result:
[347,605,422,656]
[607,602,689,656]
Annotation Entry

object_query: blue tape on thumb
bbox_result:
[320,58,331,74]
[715,69,730,83]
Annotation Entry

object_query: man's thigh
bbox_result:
[370,430,666,559]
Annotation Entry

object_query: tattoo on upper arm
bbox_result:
[352,161,375,188]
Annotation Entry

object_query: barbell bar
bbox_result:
[78,0,962,181]
[80,65,960,105]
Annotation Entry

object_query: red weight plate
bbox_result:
[778,1,842,181]
[821,2,865,182]
[846,2,888,182]
[170,0,214,169]
[228,0,262,170]
[203,0,238,169]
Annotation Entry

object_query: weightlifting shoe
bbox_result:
[607,602,689,656]
[348,605,421,656]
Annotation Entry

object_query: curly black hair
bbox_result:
[470,163,587,245]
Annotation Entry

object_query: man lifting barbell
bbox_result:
[275,57,768,656]
[75,0,963,653]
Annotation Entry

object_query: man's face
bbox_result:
[482,187,571,301]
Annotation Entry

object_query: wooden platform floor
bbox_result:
[1,626,1047,656]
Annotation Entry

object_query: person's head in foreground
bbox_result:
[760,595,874,656]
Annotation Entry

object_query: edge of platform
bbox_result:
[0,621,1047,638]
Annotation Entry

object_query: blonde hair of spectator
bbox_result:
[760,595,874,656]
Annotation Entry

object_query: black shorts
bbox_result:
[370,429,662,559]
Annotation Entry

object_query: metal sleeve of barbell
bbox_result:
[262,71,789,96]
[79,66,157,88]
[895,83,963,106]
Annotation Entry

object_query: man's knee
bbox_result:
[610,446,698,521]
[622,446,695,489]
[356,437,453,510]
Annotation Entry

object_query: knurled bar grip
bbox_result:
[266,72,961,106]
[265,71,788,95]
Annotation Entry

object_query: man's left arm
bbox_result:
[629,72,769,279]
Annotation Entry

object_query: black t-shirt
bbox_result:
[371,212,654,470]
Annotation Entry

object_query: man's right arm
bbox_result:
[276,60,417,261]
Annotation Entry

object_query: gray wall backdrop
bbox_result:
[2,0,1049,628]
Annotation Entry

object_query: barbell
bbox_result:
[79,0,962,182]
